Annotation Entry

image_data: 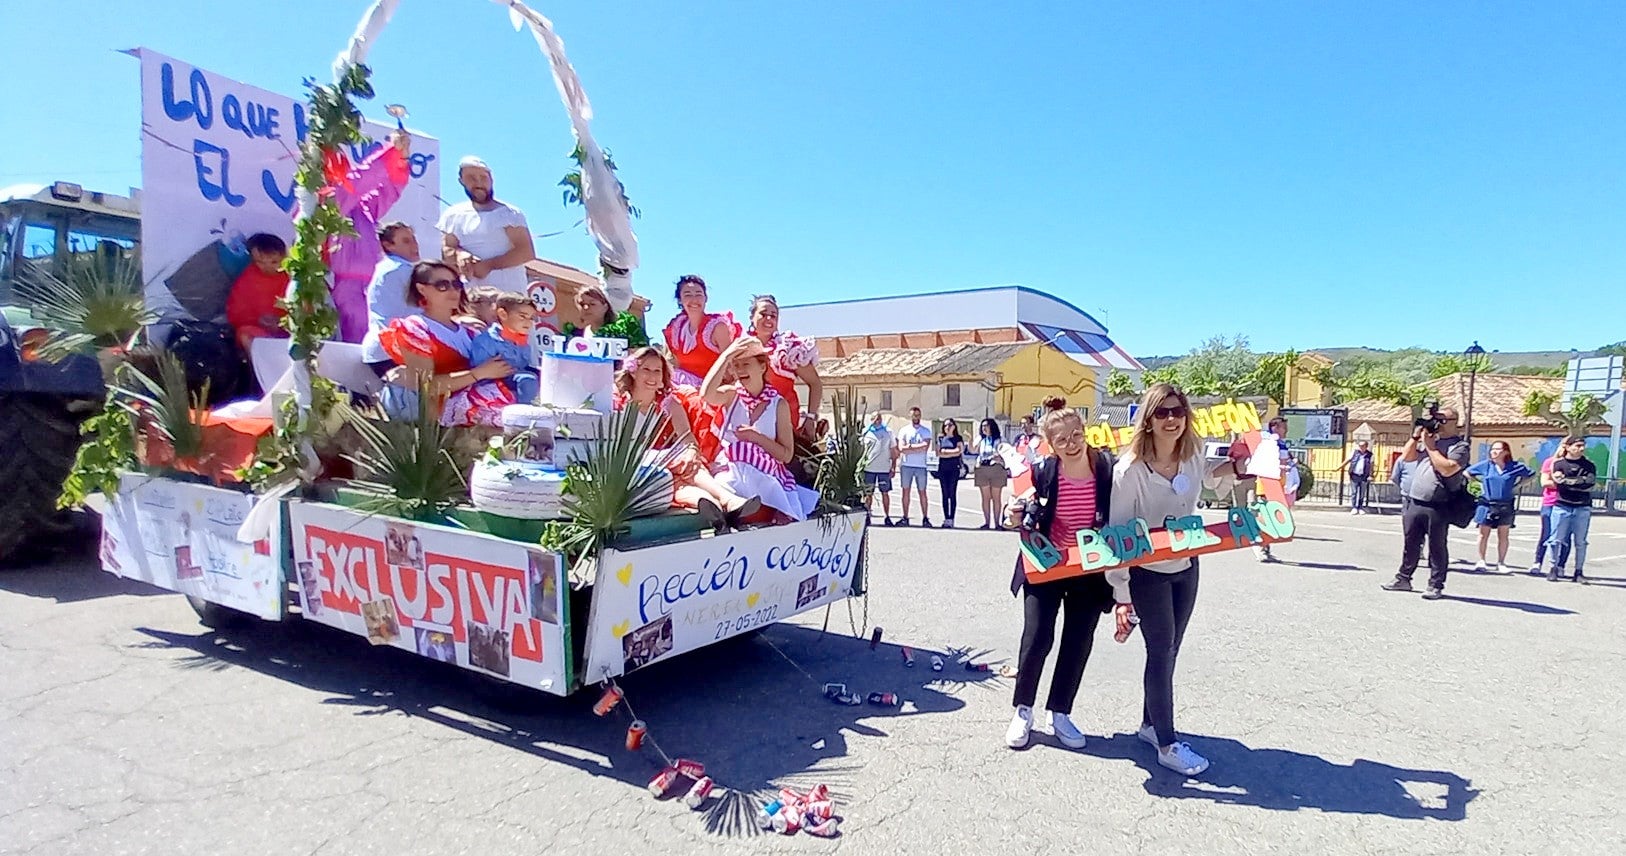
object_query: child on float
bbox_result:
[700,337,818,523]
[467,292,540,403]
[1107,382,1246,777]
[1001,397,1115,749]
[613,346,761,529]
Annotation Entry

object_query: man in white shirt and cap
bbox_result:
[437,156,536,291]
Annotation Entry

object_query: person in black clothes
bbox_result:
[1000,397,1114,750]
[1382,407,1469,600]
[935,418,966,527]
[1546,436,1598,583]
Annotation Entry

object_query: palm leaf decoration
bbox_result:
[814,393,868,512]
[341,389,468,522]
[547,403,672,575]
[116,351,209,462]
[15,253,151,362]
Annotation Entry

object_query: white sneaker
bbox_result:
[1157,741,1210,776]
[1349,508,1359,515]
[1137,724,1159,747]
[1005,706,1033,749]
[1473,560,1488,572]
[1496,563,1513,575]
[1049,712,1087,749]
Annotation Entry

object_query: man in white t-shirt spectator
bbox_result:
[862,412,899,526]
[896,406,935,527]
[437,156,536,291]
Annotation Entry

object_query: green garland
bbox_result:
[57,390,136,509]
[246,63,375,490]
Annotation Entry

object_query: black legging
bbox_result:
[1130,561,1199,748]
[1013,574,1110,713]
[937,462,961,521]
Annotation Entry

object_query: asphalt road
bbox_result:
[5,498,1626,855]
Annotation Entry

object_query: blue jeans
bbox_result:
[1547,505,1592,573]
[1534,506,1571,570]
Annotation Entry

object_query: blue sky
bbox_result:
[3,0,1622,357]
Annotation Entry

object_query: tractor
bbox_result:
[0,181,141,563]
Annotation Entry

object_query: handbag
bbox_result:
[1445,486,1478,529]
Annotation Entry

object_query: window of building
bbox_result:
[878,389,893,411]
[944,383,961,407]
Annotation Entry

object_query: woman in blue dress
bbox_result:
[1466,441,1534,573]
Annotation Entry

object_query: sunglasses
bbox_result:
[424,278,463,292]
[1152,405,1188,420]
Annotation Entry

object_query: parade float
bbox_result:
[67,0,872,701]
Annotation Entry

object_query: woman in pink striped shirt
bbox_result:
[1001,397,1116,750]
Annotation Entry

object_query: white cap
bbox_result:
[458,155,490,173]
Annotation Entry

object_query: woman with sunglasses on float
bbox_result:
[1106,383,1245,777]
[1000,397,1115,750]
[746,294,824,439]
[663,275,740,387]
[377,260,514,426]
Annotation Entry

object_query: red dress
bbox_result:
[378,315,513,426]
[663,311,741,387]
[760,331,819,420]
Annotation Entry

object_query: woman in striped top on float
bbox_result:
[700,337,820,523]
[1001,397,1116,750]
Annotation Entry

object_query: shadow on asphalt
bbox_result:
[1087,732,1478,820]
[0,535,166,603]
[132,615,1002,839]
[1279,561,1370,572]
[1443,595,1577,615]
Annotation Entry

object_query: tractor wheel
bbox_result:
[185,595,255,630]
[0,394,87,566]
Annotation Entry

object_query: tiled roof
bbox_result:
[821,342,1032,379]
[1344,373,1564,428]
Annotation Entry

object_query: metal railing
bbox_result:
[1298,466,1625,513]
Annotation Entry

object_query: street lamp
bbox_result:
[1464,341,1486,443]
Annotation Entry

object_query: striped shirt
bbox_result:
[1049,474,1098,555]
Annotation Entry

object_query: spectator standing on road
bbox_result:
[1346,440,1375,515]
[1467,441,1533,573]
[862,412,898,526]
[935,418,967,527]
[896,407,934,527]
[1546,436,1597,584]
[1108,383,1245,777]
[1002,397,1114,750]
[1232,417,1292,563]
[1382,408,1469,600]
[1013,414,1043,465]
[974,418,1010,529]
[1530,448,1573,576]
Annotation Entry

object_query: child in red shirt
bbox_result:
[225,233,291,351]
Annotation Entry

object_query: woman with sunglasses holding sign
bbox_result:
[1107,383,1244,776]
[1000,397,1115,749]
[378,260,514,426]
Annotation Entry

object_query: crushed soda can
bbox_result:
[805,799,836,821]
[822,683,860,705]
[771,804,803,835]
[683,776,714,809]
[901,646,915,667]
[592,684,624,716]
[807,783,831,802]
[869,627,883,650]
[997,664,1019,678]
[805,818,841,838]
[674,758,706,779]
[931,655,944,672]
[625,720,647,751]
[647,767,680,798]
[867,691,898,706]
[756,799,783,829]
[964,661,992,672]
[778,786,806,808]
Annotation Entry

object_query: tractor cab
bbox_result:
[0,181,141,312]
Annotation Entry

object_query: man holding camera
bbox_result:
[1382,406,1470,600]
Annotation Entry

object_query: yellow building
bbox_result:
[814,340,1099,424]
[1285,353,1335,408]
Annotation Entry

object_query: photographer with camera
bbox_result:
[1382,405,1470,600]
[1000,397,1115,750]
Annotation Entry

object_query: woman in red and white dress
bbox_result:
[746,295,823,439]
[662,275,740,387]
[701,337,819,523]
[613,347,760,528]
[377,261,514,426]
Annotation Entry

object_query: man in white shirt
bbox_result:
[862,412,899,526]
[896,406,935,527]
[361,221,420,373]
[437,156,536,291]
[1254,417,1293,563]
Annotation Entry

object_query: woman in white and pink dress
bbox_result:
[745,294,823,439]
[700,337,819,523]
